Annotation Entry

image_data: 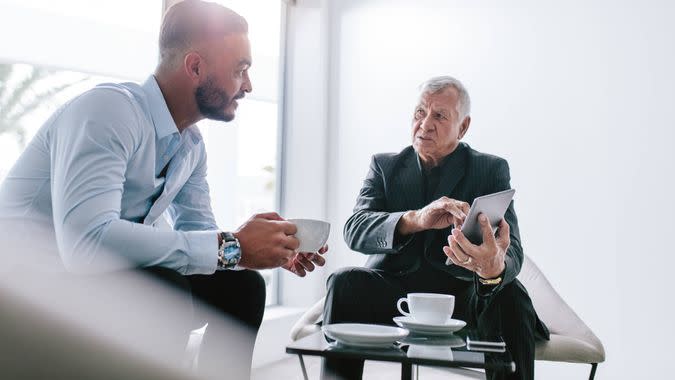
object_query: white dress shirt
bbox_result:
[0,76,219,274]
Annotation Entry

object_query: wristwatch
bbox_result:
[217,231,241,270]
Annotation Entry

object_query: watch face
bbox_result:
[218,241,241,269]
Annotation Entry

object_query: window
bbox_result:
[196,0,284,305]
[0,0,163,177]
[0,64,124,180]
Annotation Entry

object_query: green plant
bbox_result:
[0,63,88,146]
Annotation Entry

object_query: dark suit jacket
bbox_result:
[344,142,522,293]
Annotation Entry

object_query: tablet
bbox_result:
[445,189,515,265]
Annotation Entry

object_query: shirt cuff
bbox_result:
[185,230,218,275]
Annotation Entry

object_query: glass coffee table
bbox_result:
[286,329,515,380]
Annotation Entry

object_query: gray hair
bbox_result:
[418,76,471,119]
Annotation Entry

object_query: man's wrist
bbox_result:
[397,211,419,235]
[478,263,505,284]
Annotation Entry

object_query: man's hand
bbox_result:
[443,214,510,279]
[397,196,469,235]
[234,212,299,269]
[283,245,329,277]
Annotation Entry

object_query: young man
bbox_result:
[0,0,327,377]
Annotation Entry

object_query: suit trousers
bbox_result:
[150,267,267,380]
[321,266,538,380]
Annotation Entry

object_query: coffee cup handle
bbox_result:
[396,298,411,317]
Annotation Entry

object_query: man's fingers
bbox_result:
[256,212,284,221]
[450,236,472,264]
[479,213,497,247]
[308,252,326,266]
[458,202,470,215]
[495,218,510,249]
[293,261,306,277]
[451,228,476,255]
[442,203,467,220]
[296,251,326,267]
[277,220,298,235]
[283,235,300,251]
[276,254,292,268]
[297,255,316,272]
[277,248,295,263]
[443,246,459,265]
[444,245,472,270]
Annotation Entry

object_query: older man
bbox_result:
[0,0,326,377]
[322,76,548,380]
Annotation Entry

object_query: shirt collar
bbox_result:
[142,75,179,140]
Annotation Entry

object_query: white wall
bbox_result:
[286,0,674,378]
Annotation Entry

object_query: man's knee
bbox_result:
[238,269,267,300]
[492,281,537,326]
[326,266,375,297]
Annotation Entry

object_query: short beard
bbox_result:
[195,75,234,122]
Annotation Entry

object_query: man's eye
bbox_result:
[415,109,425,118]
[435,113,446,120]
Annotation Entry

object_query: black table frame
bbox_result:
[286,331,515,380]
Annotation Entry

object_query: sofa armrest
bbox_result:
[289,297,325,341]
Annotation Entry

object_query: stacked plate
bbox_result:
[322,323,409,348]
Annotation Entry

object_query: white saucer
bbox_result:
[393,316,466,336]
[322,323,409,348]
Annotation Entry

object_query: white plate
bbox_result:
[322,323,409,348]
[393,316,466,336]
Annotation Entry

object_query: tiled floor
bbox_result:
[252,355,485,380]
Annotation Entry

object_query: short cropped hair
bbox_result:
[158,0,248,67]
[418,76,471,119]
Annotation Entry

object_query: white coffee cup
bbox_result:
[396,293,455,325]
[288,219,330,252]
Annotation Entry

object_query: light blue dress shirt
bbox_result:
[0,76,219,274]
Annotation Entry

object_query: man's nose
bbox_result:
[242,72,252,93]
[419,115,433,131]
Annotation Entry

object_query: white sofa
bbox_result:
[290,255,605,379]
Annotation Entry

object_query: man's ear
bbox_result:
[458,116,471,140]
[184,52,203,82]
